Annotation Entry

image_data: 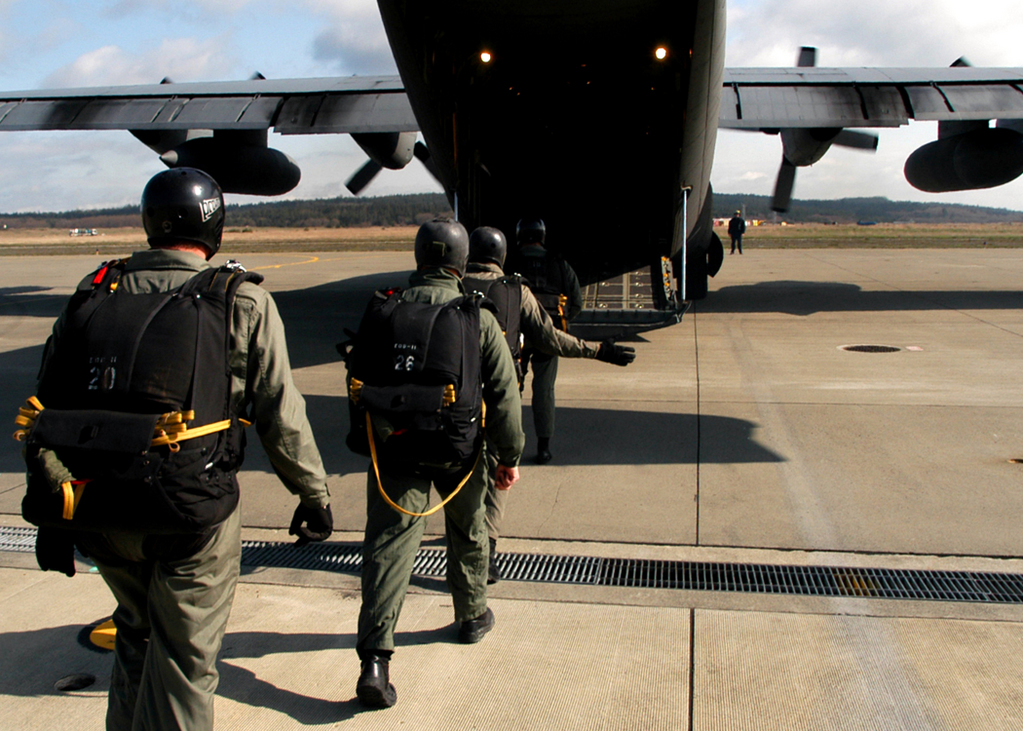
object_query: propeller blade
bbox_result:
[345,158,382,195]
[414,141,444,185]
[772,158,797,212]
[833,129,879,151]
[797,46,817,67]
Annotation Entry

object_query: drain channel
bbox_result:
[4,526,1022,604]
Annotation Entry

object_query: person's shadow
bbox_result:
[216,626,451,722]
[0,620,453,723]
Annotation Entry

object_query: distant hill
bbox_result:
[715,193,1023,224]
[0,193,455,230]
[0,191,1018,229]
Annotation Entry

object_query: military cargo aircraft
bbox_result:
[0,0,1020,324]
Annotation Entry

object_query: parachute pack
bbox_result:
[16,259,263,535]
[343,289,488,477]
[513,250,571,330]
[462,274,524,384]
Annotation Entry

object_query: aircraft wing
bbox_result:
[720,66,1023,129]
[0,75,417,134]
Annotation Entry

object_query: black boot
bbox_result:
[458,607,496,644]
[488,537,501,585]
[535,437,552,464]
[356,654,397,708]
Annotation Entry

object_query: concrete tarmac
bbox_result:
[2,248,1023,729]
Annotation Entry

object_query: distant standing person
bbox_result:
[728,210,746,254]
[506,217,582,465]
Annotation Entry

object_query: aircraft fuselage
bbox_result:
[379,0,725,285]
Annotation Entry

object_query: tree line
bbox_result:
[716,193,1023,224]
[0,191,1018,229]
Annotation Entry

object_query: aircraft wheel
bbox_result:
[684,248,708,300]
[707,232,724,277]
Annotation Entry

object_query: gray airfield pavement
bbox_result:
[3,248,1023,729]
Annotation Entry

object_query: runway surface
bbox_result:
[2,248,1023,729]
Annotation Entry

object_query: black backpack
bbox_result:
[512,250,571,329]
[20,259,262,534]
[344,289,488,476]
[463,274,523,383]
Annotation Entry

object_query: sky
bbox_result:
[0,0,1019,213]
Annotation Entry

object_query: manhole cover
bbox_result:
[839,345,901,353]
[54,674,95,692]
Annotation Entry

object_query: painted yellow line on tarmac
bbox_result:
[249,254,359,270]
[250,255,321,270]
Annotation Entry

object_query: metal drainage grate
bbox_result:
[5,526,1023,605]
[243,542,1023,603]
[0,525,39,553]
[840,344,901,353]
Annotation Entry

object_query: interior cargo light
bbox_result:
[655,46,668,60]
[480,51,492,63]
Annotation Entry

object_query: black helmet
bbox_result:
[469,226,507,267]
[414,218,469,276]
[141,167,225,258]
[515,217,545,245]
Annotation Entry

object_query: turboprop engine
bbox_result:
[159,136,301,196]
[345,131,419,194]
[904,125,1023,193]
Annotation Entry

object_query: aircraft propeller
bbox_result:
[345,133,445,195]
[770,47,879,212]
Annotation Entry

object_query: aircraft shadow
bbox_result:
[270,270,413,371]
[0,286,68,320]
[239,400,782,478]
[526,406,782,465]
[702,280,1023,316]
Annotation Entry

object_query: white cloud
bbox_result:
[41,37,238,87]
[0,131,159,212]
[295,0,397,74]
[726,0,1023,67]
[104,0,256,17]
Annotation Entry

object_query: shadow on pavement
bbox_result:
[703,280,1023,316]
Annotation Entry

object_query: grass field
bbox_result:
[0,222,1020,255]
[723,221,1023,248]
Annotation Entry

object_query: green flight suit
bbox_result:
[509,244,583,441]
[357,267,524,656]
[42,248,330,731]
[463,261,598,539]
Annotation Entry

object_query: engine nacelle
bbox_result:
[904,127,1023,192]
[160,138,301,196]
[780,127,842,166]
[351,132,417,170]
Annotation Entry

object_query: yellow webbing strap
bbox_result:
[558,293,569,331]
[12,396,44,441]
[151,418,232,449]
[366,411,482,518]
[12,397,234,451]
[61,481,87,520]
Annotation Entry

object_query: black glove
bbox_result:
[35,526,76,577]
[596,339,636,366]
[289,504,334,546]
